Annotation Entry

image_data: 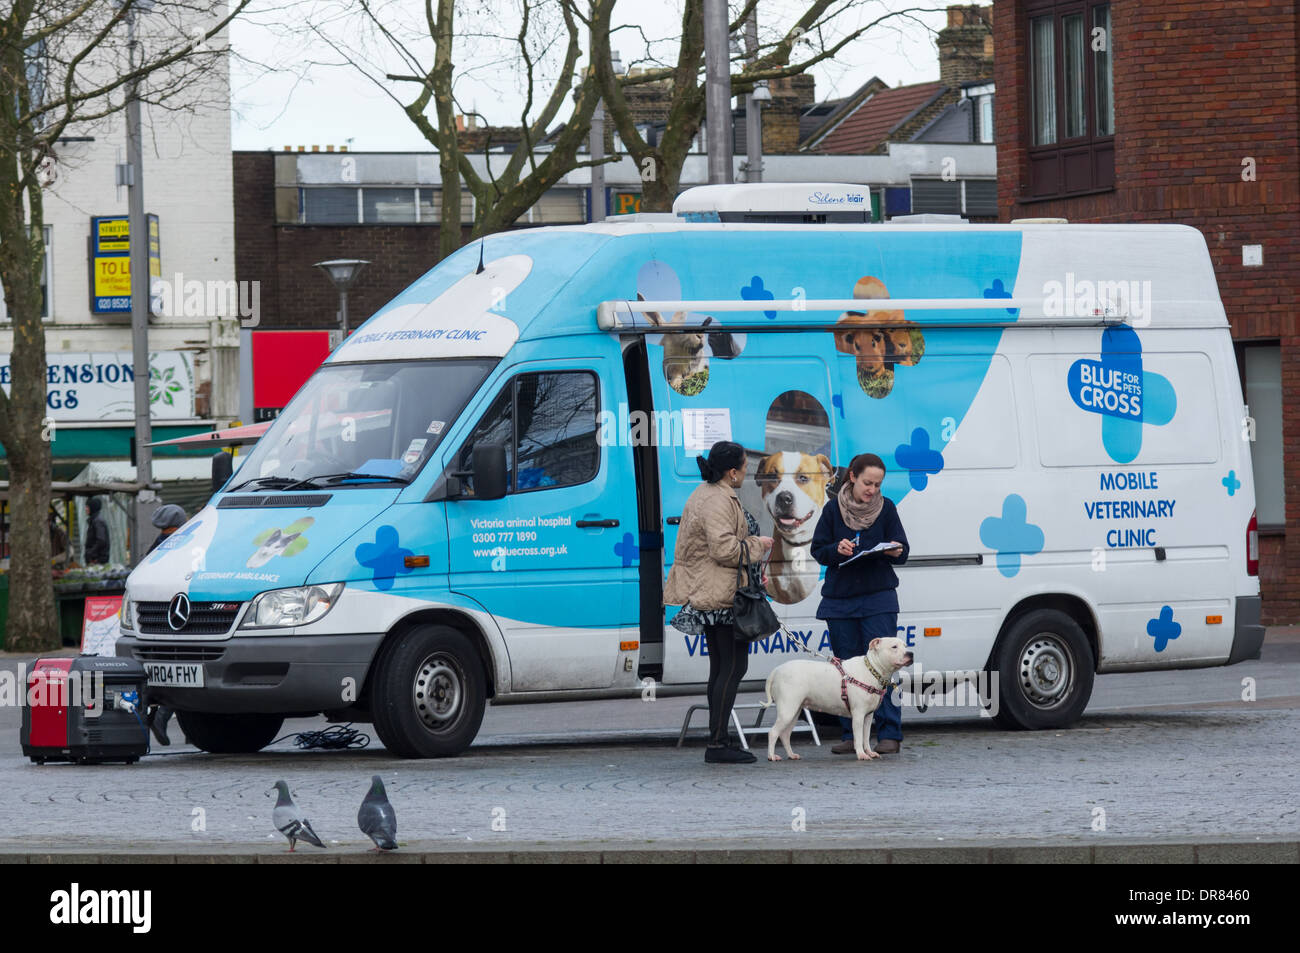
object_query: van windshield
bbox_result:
[230,359,495,491]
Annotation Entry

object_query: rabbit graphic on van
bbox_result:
[247,517,314,568]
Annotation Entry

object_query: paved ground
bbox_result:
[0,630,1296,859]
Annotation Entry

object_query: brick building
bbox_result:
[993,0,1297,622]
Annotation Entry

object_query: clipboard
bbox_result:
[841,540,901,566]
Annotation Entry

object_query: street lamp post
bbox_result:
[588,51,622,223]
[314,259,370,342]
[744,8,771,183]
[703,0,733,184]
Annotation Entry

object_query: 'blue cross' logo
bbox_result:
[614,532,639,567]
[1147,606,1182,652]
[147,519,203,565]
[979,494,1044,578]
[1222,470,1241,496]
[895,427,945,491]
[355,525,414,591]
[831,393,845,419]
[740,276,777,319]
[1067,326,1176,464]
[983,277,1017,315]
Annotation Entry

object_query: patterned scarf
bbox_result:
[838,480,883,531]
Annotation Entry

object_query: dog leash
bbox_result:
[779,623,831,660]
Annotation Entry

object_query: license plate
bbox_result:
[144,663,205,688]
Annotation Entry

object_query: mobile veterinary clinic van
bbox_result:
[117,192,1264,757]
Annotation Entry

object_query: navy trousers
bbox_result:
[825,614,903,742]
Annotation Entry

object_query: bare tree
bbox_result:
[595,1,944,211]
[286,0,617,257]
[0,0,249,652]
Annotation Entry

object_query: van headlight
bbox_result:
[240,583,344,629]
[119,595,134,631]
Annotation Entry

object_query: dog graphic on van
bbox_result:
[639,292,715,395]
[247,517,314,569]
[833,276,925,398]
[757,451,834,604]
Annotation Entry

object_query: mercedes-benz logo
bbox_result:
[167,593,192,631]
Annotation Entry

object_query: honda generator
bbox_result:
[20,656,151,764]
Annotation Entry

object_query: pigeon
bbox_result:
[270,780,326,852]
[357,775,398,851]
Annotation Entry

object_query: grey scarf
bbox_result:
[837,481,883,531]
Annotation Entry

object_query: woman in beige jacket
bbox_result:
[664,441,772,764]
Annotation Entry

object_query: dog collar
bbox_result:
[864,658,888,686]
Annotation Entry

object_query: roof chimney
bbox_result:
[937,4,994,87]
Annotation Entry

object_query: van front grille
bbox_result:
[137,601,241,636]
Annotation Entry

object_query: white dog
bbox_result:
[763,637,914,762]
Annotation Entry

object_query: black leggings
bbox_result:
[704,623,749,745]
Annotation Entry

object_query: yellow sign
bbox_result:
[96,218,130,251]
[93,256,131,297]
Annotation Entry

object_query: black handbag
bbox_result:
[732,558,780,641]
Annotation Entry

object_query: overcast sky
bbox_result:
[229,1,951,152]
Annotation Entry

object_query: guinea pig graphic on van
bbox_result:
[833,276,925,398]
[247,517,314,569]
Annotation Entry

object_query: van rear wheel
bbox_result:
[177,711,284,753]
[991,609,1094,730]
[370,624,486,758]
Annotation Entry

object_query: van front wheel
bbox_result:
[370,624,486,758]
[991,609,1094,730]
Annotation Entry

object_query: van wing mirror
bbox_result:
[212,451,233,493]
[469,444,509,501]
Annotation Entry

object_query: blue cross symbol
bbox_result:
[1067,326,1176,464]
[1222,470,1241,496]
[831,393,845,419]
[147,518,203,565]
[979,494,1044,578]
[355,525,414,591]
[1146,606,1182,652]
[895,427,945,491]
[740,275,777,319]
[614,532,639,568]
[983,278,1017,315]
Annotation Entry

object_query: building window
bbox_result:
[1025,1,1114,198]
[978,94,995,143]
[301,187,360,224]
[1237,343,1284,530]
[910,179,998,217]
[0,226,52,321]
[363,188,417,224]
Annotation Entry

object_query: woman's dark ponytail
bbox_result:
[698,440,746,484]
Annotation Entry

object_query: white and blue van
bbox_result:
[116,184,1264,757]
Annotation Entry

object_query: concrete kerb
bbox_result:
[2,841,1296,863]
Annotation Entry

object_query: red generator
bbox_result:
[20,656,151,764]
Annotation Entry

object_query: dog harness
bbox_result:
[830,656,888,711]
